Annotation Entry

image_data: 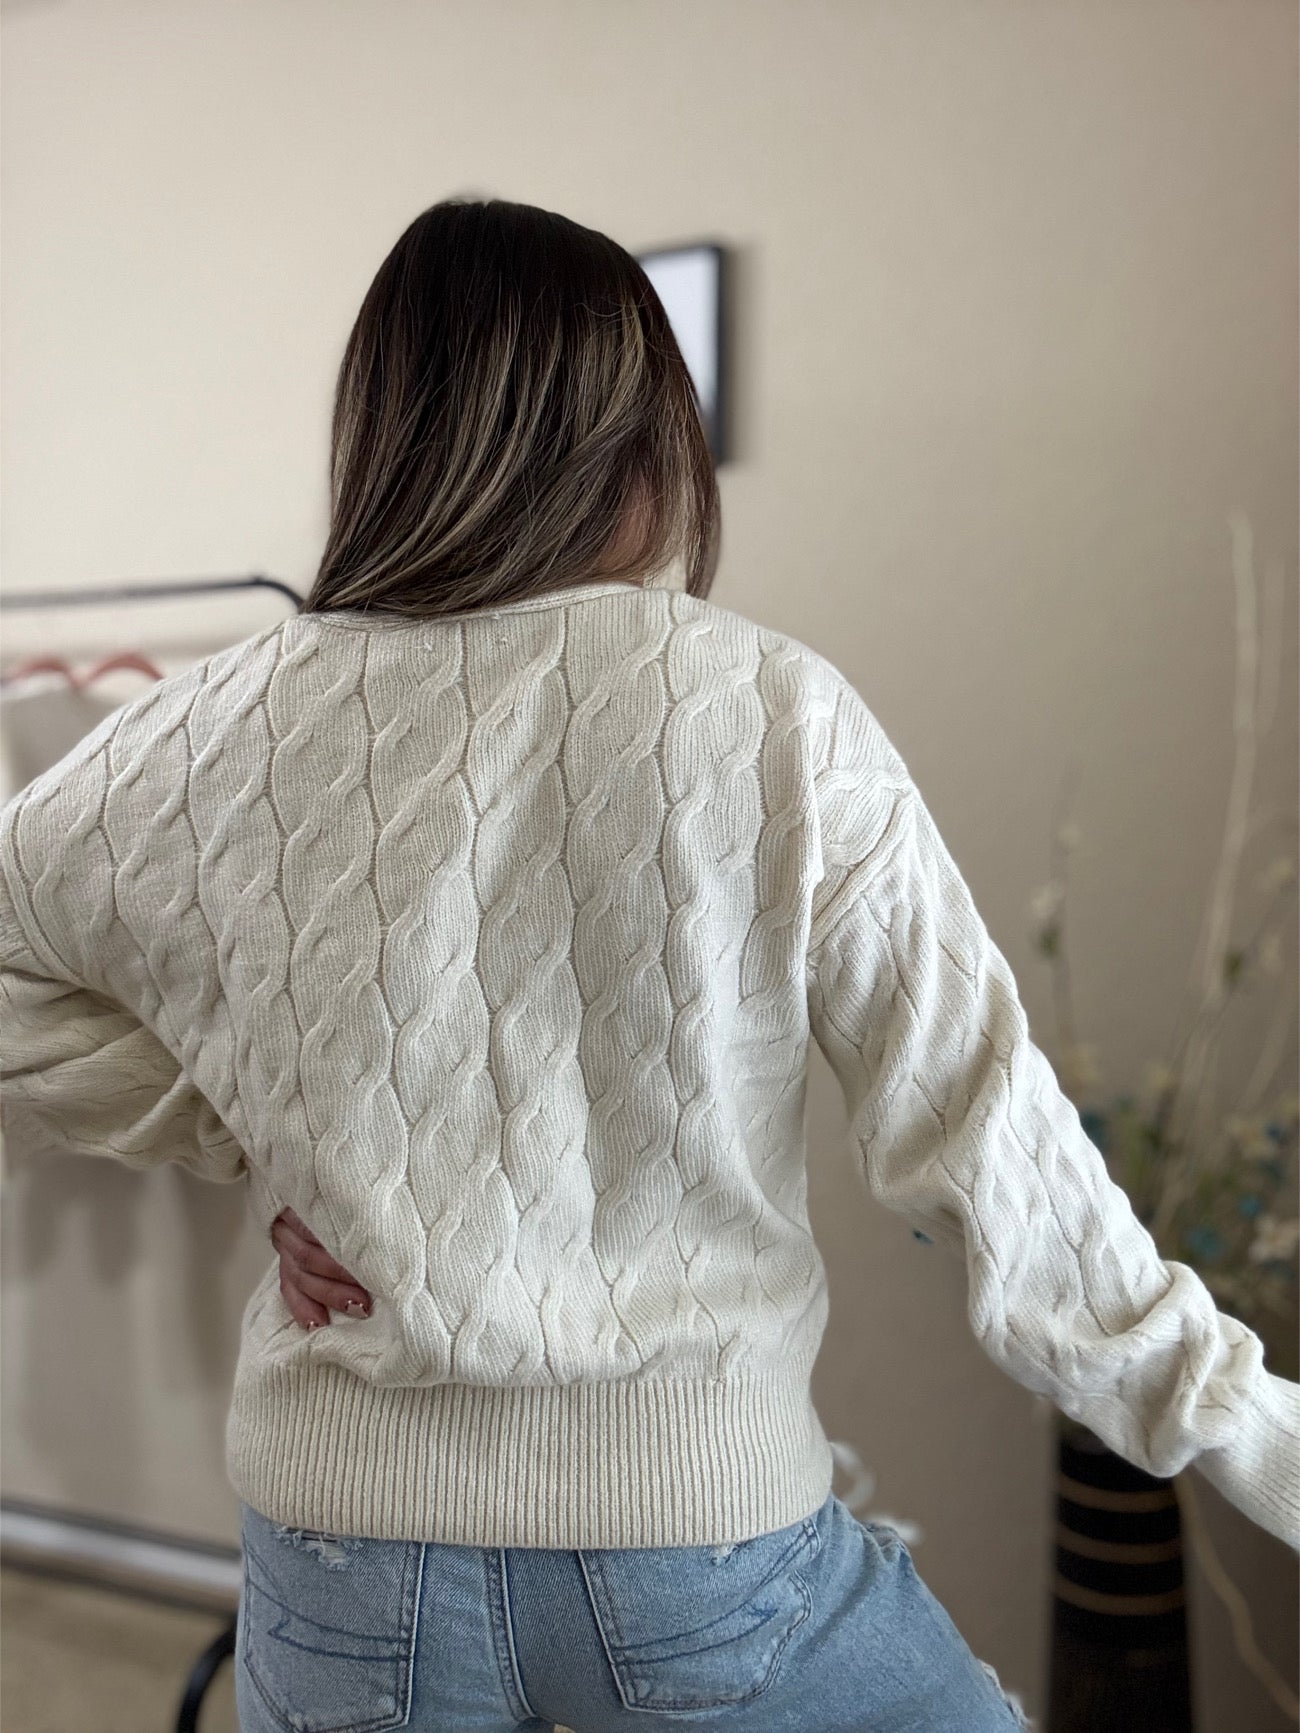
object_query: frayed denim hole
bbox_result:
[271,1524,359,1570]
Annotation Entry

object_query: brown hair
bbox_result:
[303,197,721,618]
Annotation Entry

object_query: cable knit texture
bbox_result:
[1,578,1295,1550]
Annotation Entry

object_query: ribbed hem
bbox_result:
[225,1359,834,1549]
[1189,1369,1300,1552]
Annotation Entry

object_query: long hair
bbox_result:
[303,197,722,617]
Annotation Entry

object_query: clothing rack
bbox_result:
[3,573,305,612]
[0,572,304,1732]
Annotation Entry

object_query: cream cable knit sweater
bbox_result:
[0,578,1296,1551]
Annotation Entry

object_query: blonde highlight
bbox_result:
[303,198,721,619]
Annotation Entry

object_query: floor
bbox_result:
[0,1565,239,1731]
[0,1565,579,1732]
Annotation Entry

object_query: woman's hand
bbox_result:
[271,1207,372,1331]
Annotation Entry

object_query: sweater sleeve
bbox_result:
[0,829,247,1185]
[804,698,1300,1552]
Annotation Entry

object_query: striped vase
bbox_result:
[1046,1415,1195,1732]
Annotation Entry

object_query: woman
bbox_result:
[2,197,1294,1733]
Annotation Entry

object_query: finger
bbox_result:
[280,1267,329,1331]
[271,1216,329,1272]
[279,1206,324,1247]
[271,1220,364,1287]
[285,1265,372,1316]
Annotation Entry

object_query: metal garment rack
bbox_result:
[3,573,305,613]
[1,573,304,1732]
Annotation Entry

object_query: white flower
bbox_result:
[1224,1114,1277,1160]
[1029,882,1065,925]
[1064,1042,1102,1089]
[1248,1215,1300,1265]
[1258,857,1297,896]
[1258,932,1283,976]
[1144,1062,1177,1099]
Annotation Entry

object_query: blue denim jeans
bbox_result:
[235,1491,1032,1731]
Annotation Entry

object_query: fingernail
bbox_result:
[345,1301,368,1318]
[307,1319,321,1331]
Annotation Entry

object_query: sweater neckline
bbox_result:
[301,579,656,629]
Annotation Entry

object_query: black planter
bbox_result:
[1046,1418,1194,1732]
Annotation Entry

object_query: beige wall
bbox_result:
[1,2,1296,1727]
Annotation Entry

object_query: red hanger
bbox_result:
[0,656,76,687]
[1,651,165,689]
[80,652,166,686]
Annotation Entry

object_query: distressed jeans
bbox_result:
[235,1490,1032,1731]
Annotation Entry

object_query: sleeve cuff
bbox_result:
[1189,1369,1300,1552]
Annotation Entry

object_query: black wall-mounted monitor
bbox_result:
[636,243,728,465]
